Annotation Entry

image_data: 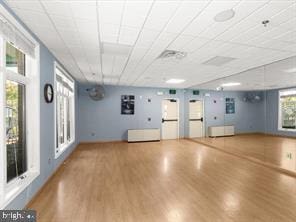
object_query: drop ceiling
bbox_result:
[5,0,296,89]
[193,56,296,91]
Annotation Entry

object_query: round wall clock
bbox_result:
[44,83,54,103]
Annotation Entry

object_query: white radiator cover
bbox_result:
[128,129,160,142]
[208,126,234,137]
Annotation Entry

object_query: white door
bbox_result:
[162,99,179,139]
[189,100,204,138]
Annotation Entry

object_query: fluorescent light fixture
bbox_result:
[284,68,296,73]
[221,82,241,87]
[166,79,185,84]
[214,9,235,22]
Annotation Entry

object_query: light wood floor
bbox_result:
[28,140,296,222]
[193,134,296,174]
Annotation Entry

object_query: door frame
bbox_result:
[188,99,205,138]
[161,98,180,140]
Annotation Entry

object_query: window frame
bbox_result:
[54,62,75,159]
[278,88,296,132]
[0,5,40,209]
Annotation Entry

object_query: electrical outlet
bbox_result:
[48,158,51,165]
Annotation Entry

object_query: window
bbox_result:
[6,80,26,183]
[0,5,40,209]
[279,89,296,131]
[55,63,75,158]
[6,42,25,75]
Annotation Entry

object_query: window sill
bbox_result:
[55,139,75,159]
[278,128,296,132]
[0,171,39,209]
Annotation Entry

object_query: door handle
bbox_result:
[162,119,178,123]
[190,117,203,122]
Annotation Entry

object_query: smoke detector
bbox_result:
[158,50,187,60]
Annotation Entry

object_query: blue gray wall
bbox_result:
[184,90,265,136]
[78,85,267,141]
[78,84,185,142]
[2,1,79,209]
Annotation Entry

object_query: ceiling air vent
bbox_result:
[203,56,236,66]
[158,50,187,60]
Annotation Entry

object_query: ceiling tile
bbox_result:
[70,1,97,21]
[97,0,125,25]
[102,54,114,75]
[51,15,77,30]
[167,35,195,51]
[144,0,181,31]
[118,26,140,45]
[5,0,44,12]
[6,0,296,88]
[164,1,209,34]
[136,29,160,48]
[121,1,153,28]
[100,23,119,43]
[41,1,72,18]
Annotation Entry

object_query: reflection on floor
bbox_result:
[28,140,296,222]
[193,134,296,174]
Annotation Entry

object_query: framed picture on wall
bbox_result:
[226,98,235,114]
[121,95,135,115]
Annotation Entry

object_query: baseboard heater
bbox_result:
[128,129,160,142]
[208,125,234,137]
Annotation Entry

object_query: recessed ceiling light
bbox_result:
[284,68,296,73]
[214,9,235,22]
[221,82,241,87]
[166,79,185,84]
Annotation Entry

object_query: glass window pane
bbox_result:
[6,43,26,75]
[67,97,70,141]
[55,69,75,154]
[56,89,59,150]
[60,94,64,145]
[6,80,27,182]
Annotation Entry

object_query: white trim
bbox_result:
[188,99,205,138]
[0,4,38,46]
[161,98,180,139]
[0,172,39,209]
[1,68,29,85]
[0,38,5,207]
[0,4,40,209]
[54,62,76,159]
[278,88,296,132]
